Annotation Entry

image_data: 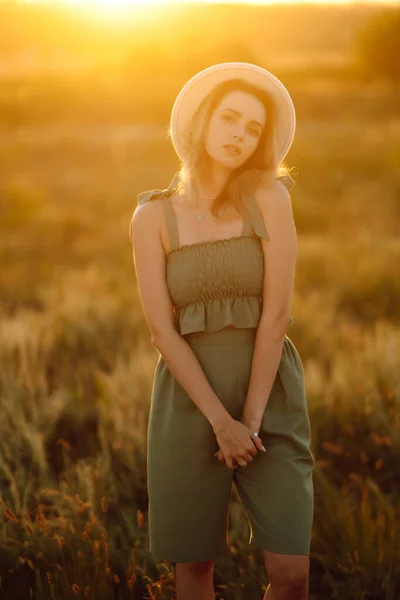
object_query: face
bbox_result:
[204,89,266,169]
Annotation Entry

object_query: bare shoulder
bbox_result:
[254,177,292,220]
[132,196,164,223]
[129,198,164,243]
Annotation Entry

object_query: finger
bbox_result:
[234,456,248,467]
[248,445,258,456]
[255,437,266,452]
[247,432,259,450]
[249,434,265,454]
[237,452,252,463]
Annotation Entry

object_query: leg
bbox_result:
[176,559,215,600]
[263,551,309,600]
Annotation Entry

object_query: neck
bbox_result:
[192,160,232,209]
[209,159,231,188]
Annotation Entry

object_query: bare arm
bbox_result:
[130,199,231,431]
[241,180,297,431]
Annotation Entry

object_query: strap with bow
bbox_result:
[136,172,180,206]
[129,173,179,242]
[276,174,295,191]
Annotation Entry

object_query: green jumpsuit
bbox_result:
[133,173,315,563]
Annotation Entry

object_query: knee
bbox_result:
[266,557,309,593]
[272,567,309,593]
[286,568,309,592]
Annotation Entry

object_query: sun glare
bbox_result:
[54,0,172,4]
[89,0,172,5]
[21,0,400,10]
[30,0,176,18]
[94,0,169,13]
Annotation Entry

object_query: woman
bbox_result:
[130,62,315,600]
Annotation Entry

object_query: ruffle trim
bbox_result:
[175,296,294,336]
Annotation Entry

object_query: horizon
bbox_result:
[10,0,400,6]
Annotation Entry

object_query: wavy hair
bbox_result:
[167,78,294,219]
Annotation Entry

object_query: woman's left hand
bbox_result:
[214,415,265,468]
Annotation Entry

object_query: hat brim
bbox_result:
[170,62,296,165]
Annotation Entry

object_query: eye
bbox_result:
[222,114,234,123]
[249,128,260,136]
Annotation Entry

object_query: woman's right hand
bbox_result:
[212,415,259,470]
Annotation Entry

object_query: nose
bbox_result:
[233,124,245,141]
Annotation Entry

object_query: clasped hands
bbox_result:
[213,414,266,470]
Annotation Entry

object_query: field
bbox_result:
[0,2,400,599]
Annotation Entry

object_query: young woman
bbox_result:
[130,62,315,600]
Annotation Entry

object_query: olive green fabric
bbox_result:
[147,327,315,562]
[132,172,295,335]
[168,237,269,335]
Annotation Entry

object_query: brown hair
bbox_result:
[167,78,294,219]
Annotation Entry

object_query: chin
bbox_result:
[215,152,244,169]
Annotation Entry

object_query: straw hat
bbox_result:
[170,62,296,165]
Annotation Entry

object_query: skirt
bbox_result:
[146,327,315,563]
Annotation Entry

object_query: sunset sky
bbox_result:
[18,0,400,5]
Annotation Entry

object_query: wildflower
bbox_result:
[137,510,144,529]
[128,574,137,589]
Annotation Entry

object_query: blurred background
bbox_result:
[0,1,399,598]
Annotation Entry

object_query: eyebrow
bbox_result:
[222,108,264,128]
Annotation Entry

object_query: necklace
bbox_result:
[195,191,218,221]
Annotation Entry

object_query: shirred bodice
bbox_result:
[167,236,263,306]
[132,171,295,335]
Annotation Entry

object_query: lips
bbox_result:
[223,143,242,155]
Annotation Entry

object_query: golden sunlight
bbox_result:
[64,0,171,11]
[20,0,400,13]
[22,0,177,19]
